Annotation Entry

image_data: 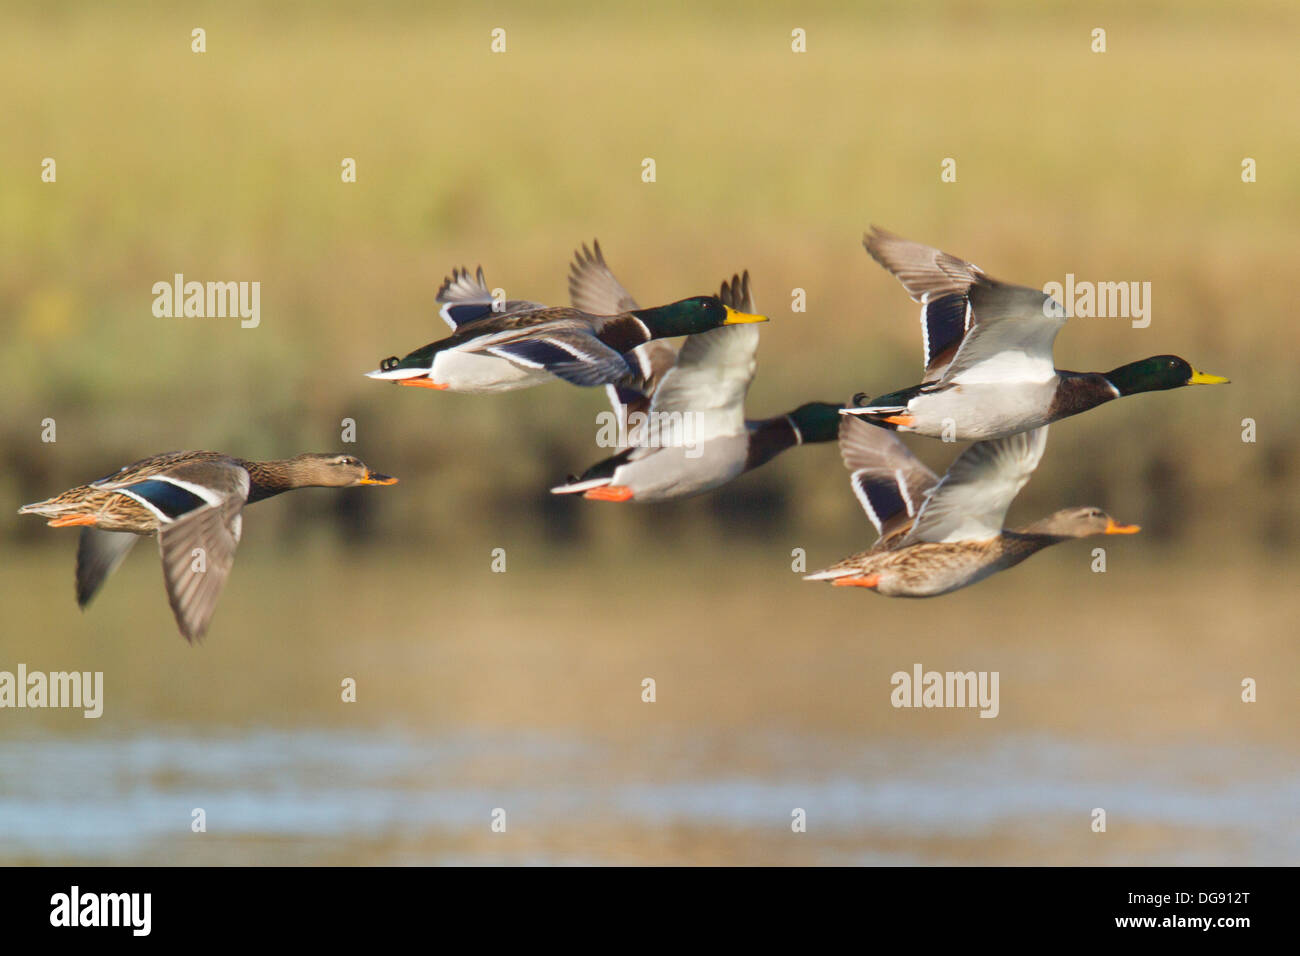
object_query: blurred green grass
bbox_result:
[2,0,1297,554]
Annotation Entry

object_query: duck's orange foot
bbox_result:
[882,414,915,427]
[398,378,449,390]
[583,485,635,502]
[48,514,98,528]
[832,574,880,588]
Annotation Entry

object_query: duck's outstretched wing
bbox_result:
[937,282,1066,387]
[864,227,1065,386]
[157,499,244,643]
[837,416,938,544]
[864,227,983,382]
[904,426,1049,544]
[568,240,640,315]
[436,266,545,330]
[75,529,138,608]
[153,460,251,642]
[480,327,636,387]
[604,340,680,447]
[647,272,759,442]
[568,239,679,442]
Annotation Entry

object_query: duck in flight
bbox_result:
[18,452,397,642]
[805,417,1139,597]
[841,228,1229,441]
[366,258,767,394]
[551,241,842,502]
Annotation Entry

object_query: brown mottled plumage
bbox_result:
[809,508,1136,598]
[806,419,1138,597]
[18,451,397,642]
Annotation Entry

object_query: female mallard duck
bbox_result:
[841,228,1229,440]
[551,245,842,502]
[18,452,397,642]
[805,418,1139,597]
[366,258,767,394]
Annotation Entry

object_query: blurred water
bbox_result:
[1,729,1294,865]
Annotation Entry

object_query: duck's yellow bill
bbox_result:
[722,307,769,325]
[1189,369,1230,385]
[1104,519,1140,535]
[358,472,398,486]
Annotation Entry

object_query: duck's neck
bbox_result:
[594,313,656,353]
[744,417,800,471]
[1048,371,1120,421]
[744,405,842,471]
[1001,524,1072,564]
[240,459,306,503]
[967,535,1054,581]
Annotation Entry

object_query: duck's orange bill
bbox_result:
[882,414,915,427]
[1104,519,1141,535]
[398,378,449,390]
[358,472,398,486]
[832,574,881,588]
[583,485,634,502]
[49,514,97,528]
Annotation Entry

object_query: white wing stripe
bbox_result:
[895,468,915,515]
[849,469,885,536]
[152,476,226,507]
[115,488,171,523]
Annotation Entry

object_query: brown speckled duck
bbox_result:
[805,418,1139,597]
[18,451,397,642]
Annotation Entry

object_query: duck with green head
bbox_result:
[841,228,1229,440]
[18,451,398,642]
[551,247,842,502]
[366,259,767,394]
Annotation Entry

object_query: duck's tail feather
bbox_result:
[838,405,908,429]
[802,566,857,581]
[18,497,73,518]
[550,476,611,495]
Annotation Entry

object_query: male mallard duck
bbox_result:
[805,418,1139,596]
[18,452,397,642]
[366,258,767,394]
[840,228,1229,440]
[567,240,680,426]
[551,244,842,502]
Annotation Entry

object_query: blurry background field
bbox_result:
[1,0,1296,865]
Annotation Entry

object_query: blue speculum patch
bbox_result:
[125,479,207,519]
